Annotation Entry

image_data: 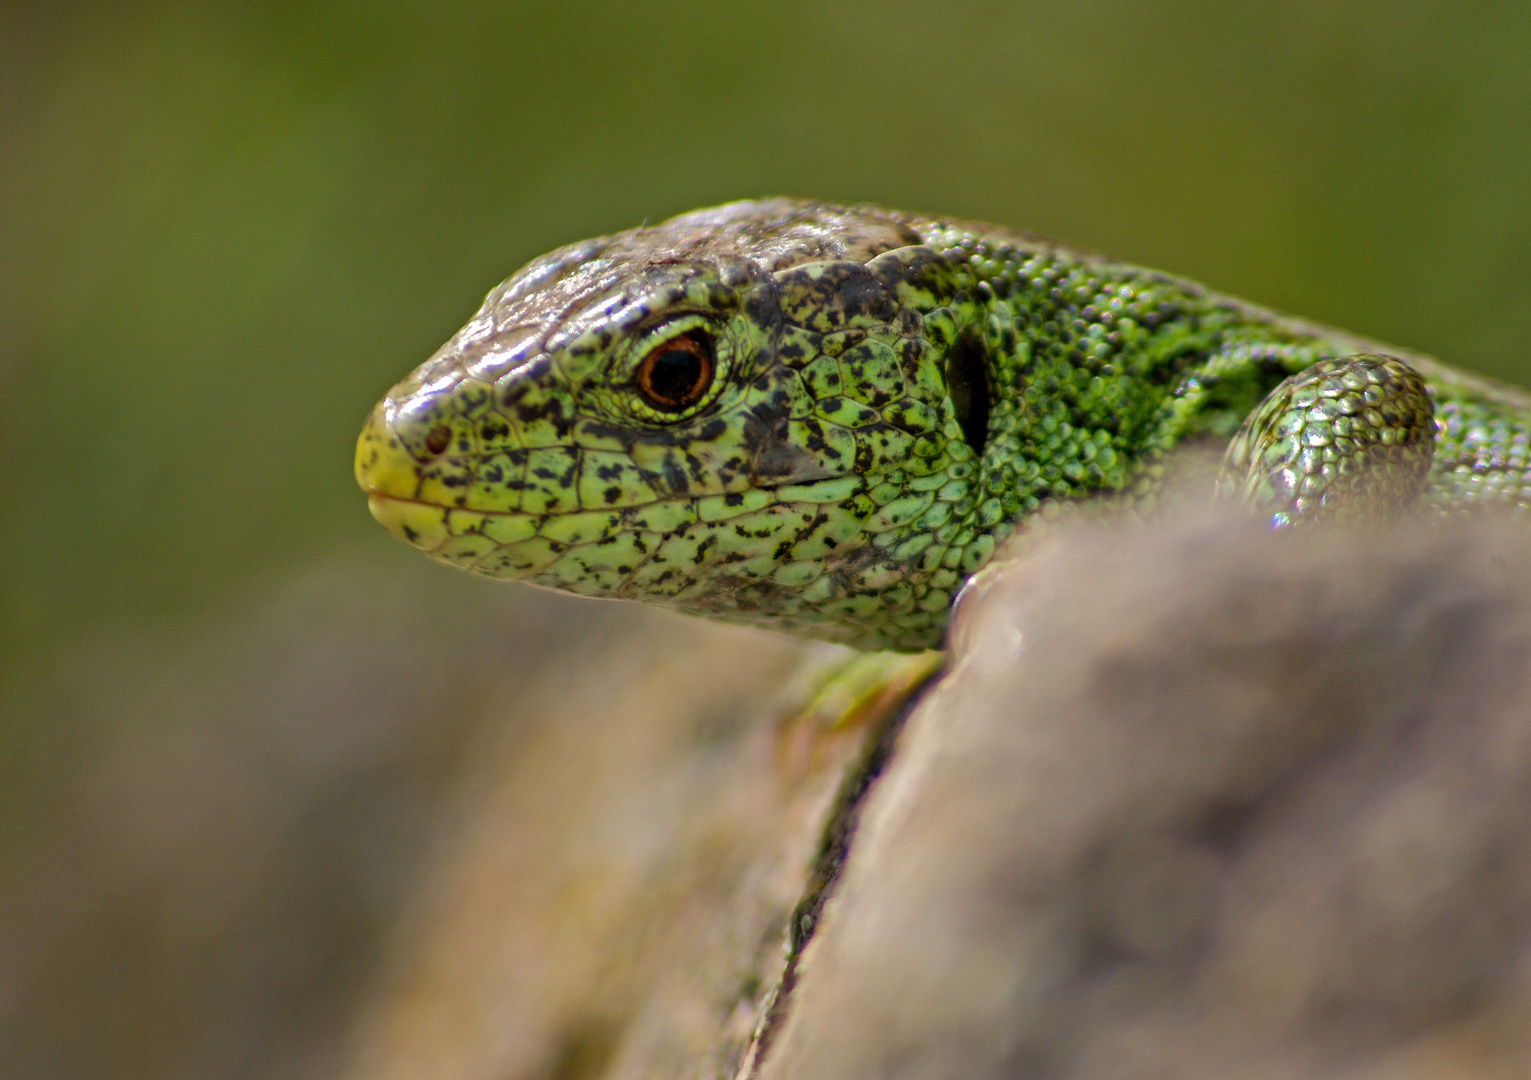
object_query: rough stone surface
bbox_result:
[758,506,1531,1080]
[19,511,1531,1080]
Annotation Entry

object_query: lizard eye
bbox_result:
[635,330,714,412]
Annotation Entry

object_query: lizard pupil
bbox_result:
[637,331,714,411]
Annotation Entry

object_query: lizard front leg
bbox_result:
[1218,355,1436,526]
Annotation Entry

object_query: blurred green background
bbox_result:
[2,1,1528,1076]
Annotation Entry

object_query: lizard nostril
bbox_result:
[423,424,451,456]
[388,392,458,462]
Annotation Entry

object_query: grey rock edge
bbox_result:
[342,502,1531,1080]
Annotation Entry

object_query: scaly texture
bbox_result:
[355,200,1531,650]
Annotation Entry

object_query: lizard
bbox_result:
[355,198,1531,653]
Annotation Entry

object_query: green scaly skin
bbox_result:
[355,199,1531,651]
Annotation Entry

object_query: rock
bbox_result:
[757,505,1531,1080]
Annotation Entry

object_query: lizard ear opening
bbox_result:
[945,332,991,455]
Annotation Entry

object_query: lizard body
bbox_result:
[356,199,1531,650]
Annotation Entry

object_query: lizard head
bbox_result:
[356,199,993,650]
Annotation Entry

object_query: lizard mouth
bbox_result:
[356,405,448,553]
[355,401,477,536]
[363,492,452,552]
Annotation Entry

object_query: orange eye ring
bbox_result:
[635,330,714,412]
